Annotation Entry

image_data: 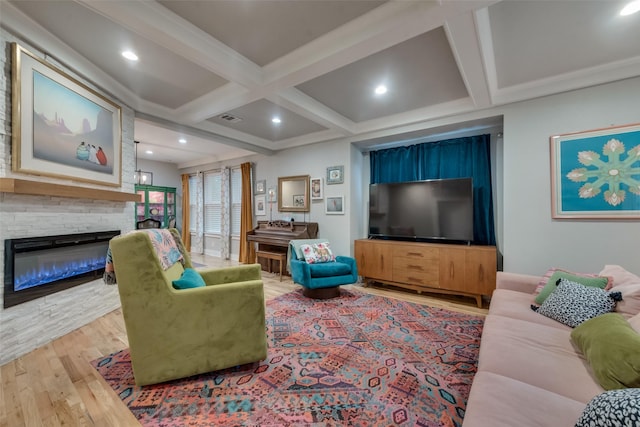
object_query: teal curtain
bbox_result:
[370,134,495,245]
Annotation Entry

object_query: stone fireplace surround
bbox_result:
[0,194,134,365]
[0,29,138,365]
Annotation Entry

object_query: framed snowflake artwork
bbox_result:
[550,123,640,219]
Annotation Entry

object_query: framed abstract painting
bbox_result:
[550,123,640,219]
[11,43,122,186]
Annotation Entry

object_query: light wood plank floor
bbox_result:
[1,254,488,427]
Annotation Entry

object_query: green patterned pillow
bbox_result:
[534,271,609,305]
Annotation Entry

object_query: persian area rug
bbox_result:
[92,289,484,427]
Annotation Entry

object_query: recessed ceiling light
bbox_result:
[122,50,138,61]
[272,117,281,124]
[145,150,153,154]
[374,84,388,95]
[179,138,187,144]
[620,0,640,15]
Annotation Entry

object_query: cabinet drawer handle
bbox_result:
[479,265,484,281]
[408,265,423,271]
[407,252,423,257]
[449,261,455,279]
[408,277,422,283]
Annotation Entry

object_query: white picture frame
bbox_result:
[325,196,344,214]
[310,177,323,200]
[255,195,266,216]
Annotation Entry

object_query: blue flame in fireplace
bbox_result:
[15,256,105,291]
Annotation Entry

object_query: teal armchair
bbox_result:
[109,229,267,386]
[288,239,358,299]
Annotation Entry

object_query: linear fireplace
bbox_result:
[3,230,120,308]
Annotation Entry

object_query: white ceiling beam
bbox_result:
[75,0,263,88]
[270,129,350,151]
[444,11,492,109]
[353,98,477,135]
[267,88,355,135]
[492,55,640,106]
[135,112,274,156]
[475,7,500,105]
[176,83,253,123]
[262,1,440,88]
[262,0,497,89]
[195,120,274,148]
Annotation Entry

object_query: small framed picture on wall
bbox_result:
[255,195,266,216]
[326,165,344,185]
[255,179,266,194]
[325,196,344,214]
[310,177,323,200]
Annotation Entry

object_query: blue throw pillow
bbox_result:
[172,268,206,289]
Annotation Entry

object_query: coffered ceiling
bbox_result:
[2,0,640,167]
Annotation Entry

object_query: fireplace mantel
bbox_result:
[0,178,140,202]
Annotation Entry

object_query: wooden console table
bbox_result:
[354,239,496,307]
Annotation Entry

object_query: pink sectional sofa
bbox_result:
[463,265,640,427]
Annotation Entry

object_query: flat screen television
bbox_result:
[368,178,474,244]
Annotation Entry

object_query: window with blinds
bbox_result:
[230,167,241,236]
[188,175,198,233]
[204,171,222,234]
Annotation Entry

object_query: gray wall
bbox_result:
[501,76,640,275]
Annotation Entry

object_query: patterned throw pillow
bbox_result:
[575,388,640,427]
[300,242,336,264]
[532,279,622,328]
[533,269,612,305]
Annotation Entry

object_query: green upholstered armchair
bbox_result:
[109,229,267,386]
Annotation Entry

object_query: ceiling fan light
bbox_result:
[272,117,281,124]
[620,0,640,16]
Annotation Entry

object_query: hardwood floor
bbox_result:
[1,254,488,427]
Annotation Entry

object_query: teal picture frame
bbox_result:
[550,123,640,219]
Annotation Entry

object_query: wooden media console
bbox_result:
[354,239,496,307]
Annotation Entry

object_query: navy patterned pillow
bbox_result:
[532,278,622,328]
[575,388,640,427]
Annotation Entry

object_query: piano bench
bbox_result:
[256,250,286,282]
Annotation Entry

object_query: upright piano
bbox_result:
[247,220,318,274]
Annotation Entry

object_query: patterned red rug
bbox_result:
[92,289,484,426]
